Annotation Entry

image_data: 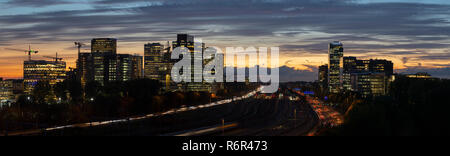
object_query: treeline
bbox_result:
[325,76,450,136]
[0,79,254,132]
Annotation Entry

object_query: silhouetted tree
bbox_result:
[85,81,101,99]
[32,81,55,104]
[328,77,450,136]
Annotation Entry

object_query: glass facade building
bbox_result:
[23,60,67,93]
[131,55,144,80]
[78,52,94,87]
[0,78,14,106]
[318,64,329,89]
[172,34,211,92]
[77,38,143,86]
[91,38,117,54]
[91,38,118,86]
[117,54,144,82]
[343,57,357,91]
[342,57,394,96]
[328,41,344,93]
[350,72,387,97]
[92,52,117,86]
[144,43,166,80]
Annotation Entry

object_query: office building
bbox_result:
[144,42,175,92]
[0,78,14,106]
[92,52,117,86]
[342,57,394,96]
[78,53,94,87]
[328,41,344,93]
[11,79,24,95]
[172,34,211,92]
[91,38,117,54]
[318,64,329,89]
[90,38,118,85]
[117,54,133,82]
[78,38,145,86]
[369,59,394,76]
[174,34,194,49]
[343,57,357,91]
[117,54,144,81]
[144,43,166,80]
[131,54,144,80]
[23,60,66,93]
[351,72,387,97]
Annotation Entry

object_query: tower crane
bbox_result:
[25,45,39,61]
[74,42,86,56]
[43,52,73,63]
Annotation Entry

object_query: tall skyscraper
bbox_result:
[175,34,194,49]
[91,38,117,54]
[144,43,165,80]
[78,38,144,87]
[92,52,117,86]
[328,41,344,93]
[91,38,118,86]
[23,60,67,93]
[172,34,211,92]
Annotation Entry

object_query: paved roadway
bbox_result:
[4,87,320,136]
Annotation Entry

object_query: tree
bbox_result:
[67,79,82,103]
[85,81,101,100]
[32,81,55,104]
[54,81,68,101]
[328,77,450,136]
[125,79,161,114]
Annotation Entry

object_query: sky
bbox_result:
[0,0,449,81]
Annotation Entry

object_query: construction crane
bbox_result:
[5,45,39,61]
[74,42,86,60]
[25,45,39,61]
[74,42,86,55]
[43,52,73,63]
[74,42,86,68]
[166,41,171,52]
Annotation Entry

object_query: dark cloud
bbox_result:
[3,0,73,7]
[1,0,450,81]
[417,53,450,60]
[1,0,450,43]
[402,57,409,64]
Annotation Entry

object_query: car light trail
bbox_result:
[2,87,261,136]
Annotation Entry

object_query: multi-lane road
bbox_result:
[4,87,327,136]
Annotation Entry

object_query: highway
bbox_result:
[3,87,321,136]
[293,91,344,136]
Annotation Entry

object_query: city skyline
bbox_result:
[1,0,450,80]
[1,0,450,138]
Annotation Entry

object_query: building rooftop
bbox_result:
[330,41,343,46]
